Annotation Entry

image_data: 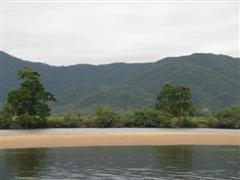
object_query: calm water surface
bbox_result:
[2,128,239,136]
[0,145,239,180]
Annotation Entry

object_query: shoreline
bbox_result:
[1,130,239,149]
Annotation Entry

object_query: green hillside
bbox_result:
[0,51,239,112]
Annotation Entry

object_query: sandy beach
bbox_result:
[1,130,239,149]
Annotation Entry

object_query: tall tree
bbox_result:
[5,67,56,128]
[155,84,194,122]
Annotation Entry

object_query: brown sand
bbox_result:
[1,131,239,149]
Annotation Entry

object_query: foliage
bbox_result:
[181,117,198,128]
[155,84,195,122]
[168,116,218,128]
[119,112,135,127]
[94,106,120,127]
[4,67,56,128]
[214,104,240,128]
[15,114,46,129]
[206,116,218,128]
[47,114,84,128]
[1,110,238,129]
[133,108,171,127]
[0,108,13,129]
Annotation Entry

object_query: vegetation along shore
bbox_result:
[0,66,239,129]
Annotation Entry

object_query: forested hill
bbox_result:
[0,51,240,112]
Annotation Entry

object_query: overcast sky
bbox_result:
[1,1,239,65]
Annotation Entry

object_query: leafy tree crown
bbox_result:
[5,67,56,128]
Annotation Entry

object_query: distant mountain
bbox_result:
[0,51,240,112]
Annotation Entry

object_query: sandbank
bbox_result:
[1,130,239,149]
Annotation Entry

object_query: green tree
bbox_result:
[5,67,56,128]
[155,84,194,122]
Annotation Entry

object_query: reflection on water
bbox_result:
[3,149,48,179]
[0,146,239,180]
[156,146,194,174]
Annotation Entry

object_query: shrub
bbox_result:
[15,114,46,129]
[47,116,64,128]
[63,114,84,128]
[214,104,240,128]
[47,114,84,128]
[121,112,135,127]
[81,117,96,127]
[133,109,171,127]
[169,117,179,128]
[0,110,13,129]
[94,106,120,127]
[181,117,198,128]
[204,116,218,128]
[179,116,218,128]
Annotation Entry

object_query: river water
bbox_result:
[0,145,239,180]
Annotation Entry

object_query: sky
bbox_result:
[1,0,239,65]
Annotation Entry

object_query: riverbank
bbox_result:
[1,129,239,149]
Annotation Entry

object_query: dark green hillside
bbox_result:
[0,51,239,112]
[127,54,240,109]
[55,85,154,113]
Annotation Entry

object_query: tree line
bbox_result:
[0,67,239,129]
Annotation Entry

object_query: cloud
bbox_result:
[2,1,239,65]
